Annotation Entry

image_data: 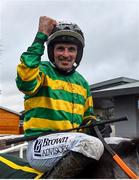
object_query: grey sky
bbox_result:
[0,0,139,112]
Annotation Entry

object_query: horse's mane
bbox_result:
[114,137,139,157]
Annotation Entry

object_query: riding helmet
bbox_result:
[47,22,85,71]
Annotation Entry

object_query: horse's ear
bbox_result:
[132,137,139,146]
[115,140,135,157]
[132,137,139,152]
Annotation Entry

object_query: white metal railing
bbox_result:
[0,134,24,140]
[0,135,27,158]
[0,142,28,158]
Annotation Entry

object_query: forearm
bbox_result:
[21,32,47,68]
[16,32,48,94]
[84,96,96,120]
[83,83,96,121]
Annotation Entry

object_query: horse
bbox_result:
[76,137,139,179]
[0,137,139,179]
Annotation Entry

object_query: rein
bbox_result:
[0,117,127,146]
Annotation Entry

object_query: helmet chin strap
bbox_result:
[73,62,77,68]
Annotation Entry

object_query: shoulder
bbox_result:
[40,61,51,68]
[74,71,90,87]
[71,71,91,95]
[39,61,54,74]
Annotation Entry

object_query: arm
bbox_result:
[79,83,96,134]
[81,83,97,135]
[16,16,57,95]
[84,83,96,121]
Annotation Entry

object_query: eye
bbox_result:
[56,46,65,51]
[68,47,77,52]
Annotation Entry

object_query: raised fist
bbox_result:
[38,16,57,36]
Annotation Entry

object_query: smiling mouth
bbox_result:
[61,61,70,65]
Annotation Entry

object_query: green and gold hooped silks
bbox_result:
[16,32,95,137]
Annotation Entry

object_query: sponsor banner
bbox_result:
[32,132,104,160]
[32,133,75,159]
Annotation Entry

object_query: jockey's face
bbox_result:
[54,43,77,71]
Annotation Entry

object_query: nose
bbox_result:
[62,48,69,57]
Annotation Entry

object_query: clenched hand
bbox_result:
[38,16,57,36]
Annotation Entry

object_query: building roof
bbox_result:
[90,77,138,91]
[91,81,139,98]
[0,106,20,116]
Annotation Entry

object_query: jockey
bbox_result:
[16,16,104,178]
